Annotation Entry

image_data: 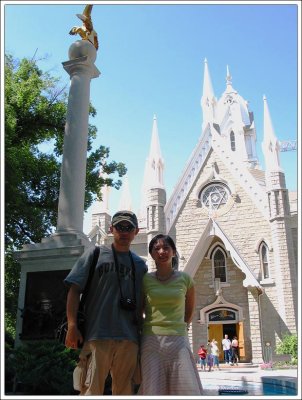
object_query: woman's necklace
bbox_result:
[155,269,174,281]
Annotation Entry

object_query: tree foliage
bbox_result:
[5,54,126,249]
[276,334,298,363]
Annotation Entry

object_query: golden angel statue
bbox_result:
[69,5,99,50]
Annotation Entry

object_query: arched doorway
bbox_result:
[207,308,245,362]
[200,300,246,362]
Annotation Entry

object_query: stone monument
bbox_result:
[14,5,100,345]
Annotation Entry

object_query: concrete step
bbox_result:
[197,362,258,370]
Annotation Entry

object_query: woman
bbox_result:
[231,336,239,365]
[206,340,213,372]
[138,234,203,395]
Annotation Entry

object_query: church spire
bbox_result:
[90,170,111,234]
[201,58,216,130]
[226,65,233,90]
[95,171,110,213]
[139,115,165,226]
[261,95,281,173]
[118,175,133,211]
[147,114,164,188]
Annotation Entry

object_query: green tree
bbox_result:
[276,334,298,364]
[4,54,126,337]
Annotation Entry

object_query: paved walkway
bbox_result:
[197,364,299,397]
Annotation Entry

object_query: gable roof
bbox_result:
[165,123,269,233]
[183,218,263,292]
[165,123,212,232]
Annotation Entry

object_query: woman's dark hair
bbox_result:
[148,234,178,269]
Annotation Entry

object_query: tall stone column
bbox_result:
[56,40,100,236]
[14,40,100,346]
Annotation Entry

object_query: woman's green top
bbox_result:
[142,271,194,336]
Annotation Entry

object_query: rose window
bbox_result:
[200,183,230,210]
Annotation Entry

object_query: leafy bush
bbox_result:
[276,334,298,364]
[5,340,80,395]
[273,360,297,369]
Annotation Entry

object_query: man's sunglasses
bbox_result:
[114,224,135,232]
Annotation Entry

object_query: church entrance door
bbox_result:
[208,322,245,361]
[208,323,223,361]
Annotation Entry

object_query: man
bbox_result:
[64,210,147,395]
[222,334,232,365]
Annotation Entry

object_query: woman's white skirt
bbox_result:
[138,335,203,396]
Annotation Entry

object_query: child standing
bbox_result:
[197,344,207,371]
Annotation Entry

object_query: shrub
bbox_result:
[276,334,298,364]
[5,340,80,395]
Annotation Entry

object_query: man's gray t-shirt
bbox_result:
[64,245,147,343]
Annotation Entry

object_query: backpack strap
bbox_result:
[79,246,100,309]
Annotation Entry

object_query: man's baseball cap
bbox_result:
[111,210,138,228]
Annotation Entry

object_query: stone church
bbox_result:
[15,58,297,365]
[88,59,298,364]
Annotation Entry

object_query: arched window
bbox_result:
[212,247,227,283]
[230,131,236,151]
[259,242,270,279]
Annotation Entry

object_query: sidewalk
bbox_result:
[197,363,298,397]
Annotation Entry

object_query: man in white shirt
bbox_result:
[222,334,232,365]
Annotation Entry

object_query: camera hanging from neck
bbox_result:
[111,244,137,311]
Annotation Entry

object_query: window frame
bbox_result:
[211,246,228,284]
[230,130,236,151]
[259,241,270,280]
[200,183,230,211]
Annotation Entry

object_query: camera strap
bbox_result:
[111,244,136,306]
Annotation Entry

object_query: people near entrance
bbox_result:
[64,210,147,396]
[211,339,220,370]
[222,334,232,365]
[206,340,213,372]
[138,234,203,395]
[197,344,207,371]
[231,336,239,365]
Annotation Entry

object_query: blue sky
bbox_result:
[2,1,300,234]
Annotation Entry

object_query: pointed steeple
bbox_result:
[226,65,233,90]
[261,95,282,173]
[201,58,216,130]
[224,64,238,96]
[146,114,164,189]
[202,58,214,101]
[91,170,111,233]
[93,170,110,213]
[139,115,165,226]
[118,175,133,211]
